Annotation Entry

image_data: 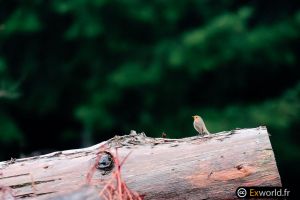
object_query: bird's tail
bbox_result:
[203,125,210,135]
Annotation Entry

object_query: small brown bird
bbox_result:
[192,115,210,135]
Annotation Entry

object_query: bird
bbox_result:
[192,115,210,135]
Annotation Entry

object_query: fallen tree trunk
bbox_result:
[0,127,281,199]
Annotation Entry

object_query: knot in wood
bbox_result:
[97,152,114,173]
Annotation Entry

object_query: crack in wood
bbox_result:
[9,179,57,189]
[256,148,273,151]
[15,191,56,198]
[0,173,30,180]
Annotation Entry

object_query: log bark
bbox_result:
[0,127,281,200]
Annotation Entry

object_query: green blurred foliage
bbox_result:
[0,113,23,143]
[0,0,299,188]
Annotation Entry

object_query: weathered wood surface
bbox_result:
[0,127,281,200]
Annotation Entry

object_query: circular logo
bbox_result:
[236,187,247,198]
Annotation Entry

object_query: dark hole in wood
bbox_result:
[236,164,243,170]
[97,152,114,173]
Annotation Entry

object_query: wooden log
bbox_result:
[0,127,281,199]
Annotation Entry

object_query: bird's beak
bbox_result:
[192,116,195,118]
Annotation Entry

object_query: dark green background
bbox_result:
[0,0,299,192]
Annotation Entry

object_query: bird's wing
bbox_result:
[193,122,203,134]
